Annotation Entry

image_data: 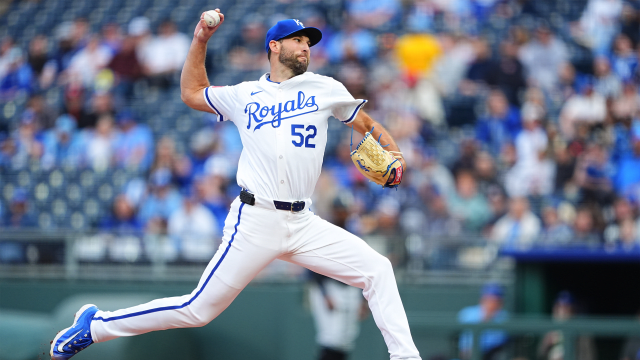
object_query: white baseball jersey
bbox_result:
[202,72,367,201]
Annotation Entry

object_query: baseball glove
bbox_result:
[350,131,404,188]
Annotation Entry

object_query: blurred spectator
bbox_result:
[614,130,640,196]
[128,16,153,68]
[604,197,640,249]
[11,110,43,169]
[559,79,606,140]
[140,19,189,88]
[551,62,578,104]
[593,57,622,98]
[475,89,521,156]
[27,35,50,88]
[308,194,367,359]
[194,173,230,226]
[0,189,35,264]
[452,139,479,176]
[610,34,637,82]
[491,197,541,250]
[488,40,527,106]
[79,92,116,129]
[108,36,144,100]
[405,0,437,32]
[612,218,640,250]
[538,291,596,360]
[26,93,57,130]
[505,104,553,197]
[619,3,640,46]
[70,18,91,50]
[446,171,492,232]
[518,23,568,91]
[189,128,217,177]
[1,189,36,228]
[574,143,614,205]
[0,36,17,79]
[114,110,153,171]
[326,21,376,65]
[540,205,574,246]
[41,114,84,170]
[362,197,406,267]
[138,168,183,234]
[483,190,508,235]
[300,11,332,72]
[150,136,191,185]
[474,151,504,196]
[101,22,123,55]
[458,283,509,360]
[346,0,401,30]
[612,81,640,121]
[422,191,462,241]
[0,47,33,99]
[168,189,220,262]
[430,33,474,96]
[572,0,623,55]
[66,35,113,88]
[572,207,602,245]
[228,14,267,71]
[99,194,142,235]
[86,114,119,171]
[415,149,455,197]
[465,38,493,86]
[553,144,578,197]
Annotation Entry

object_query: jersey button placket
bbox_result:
[275,86,289,200]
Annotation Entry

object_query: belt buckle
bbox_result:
[291,201,305,212]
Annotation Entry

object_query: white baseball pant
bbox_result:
[90,196,421,360]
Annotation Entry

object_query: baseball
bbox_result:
[203,10,220,27]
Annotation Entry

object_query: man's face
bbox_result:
[278,35,311,76]
[480,295,502,319]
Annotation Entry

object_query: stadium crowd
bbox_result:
[1,0,640,268]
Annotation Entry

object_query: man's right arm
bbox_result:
[180,9,225,113]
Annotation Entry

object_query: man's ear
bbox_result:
[269,40,280,54]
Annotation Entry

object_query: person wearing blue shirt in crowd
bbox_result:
[137,168,182,233]
[458,283,509,360]
[114,110,154,171]
[0,189,37,263]
[475,90,521,157]
[41,114,84,170]
[99,194,143,236]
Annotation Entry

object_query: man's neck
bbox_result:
[269,62,297,83]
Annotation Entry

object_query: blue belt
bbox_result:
[240,189,306,212]
[273,200,306,212]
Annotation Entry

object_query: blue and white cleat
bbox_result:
[50,304,99,359]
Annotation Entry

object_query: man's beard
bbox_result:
[279,47,309,76]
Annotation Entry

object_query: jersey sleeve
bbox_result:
[203,85,237,122]
[330,80,367,124]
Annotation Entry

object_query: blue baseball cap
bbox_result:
[556,291,574,305]
[482,283,504,299]
[264,19,322,53]
[117,109,136,124]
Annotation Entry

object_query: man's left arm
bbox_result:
[349,110,406,170]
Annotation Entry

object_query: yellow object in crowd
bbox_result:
[395,33,442,78]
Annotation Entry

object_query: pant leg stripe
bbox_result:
[93,202,246,322]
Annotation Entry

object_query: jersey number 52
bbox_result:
[291,124,317,148]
